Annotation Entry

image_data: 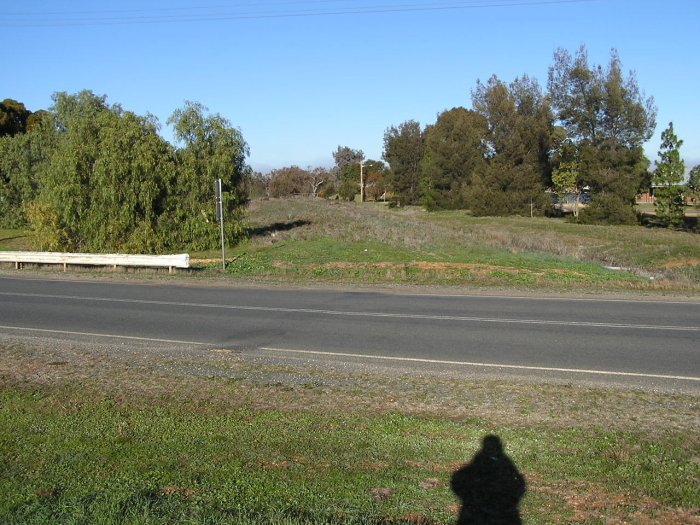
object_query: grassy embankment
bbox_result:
[4,200,700,292]
[0,229,31,251]
[193,198,700,292]
[1,340,698,524]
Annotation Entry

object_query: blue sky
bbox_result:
[4,0,699,173]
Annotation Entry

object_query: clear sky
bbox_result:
[3,0,699,173]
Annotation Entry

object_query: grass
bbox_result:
[0,229,32,251]
[4,199,700,292]
[190,198,700,292]
[1,340,699,524]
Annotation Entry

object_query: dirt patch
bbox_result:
[664,258,700,269]
[531,475,700,524]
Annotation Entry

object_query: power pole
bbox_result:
[360,160,365,203]
[214,178,225,271]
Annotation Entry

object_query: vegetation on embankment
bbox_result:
[4,197,700,292]
[191,198,700,292]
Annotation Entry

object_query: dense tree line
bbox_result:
[0,91,249,252]
[382,46,665,224]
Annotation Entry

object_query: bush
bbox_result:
[578,193,638,225]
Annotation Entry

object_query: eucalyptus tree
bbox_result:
[548,46,656,223]
[268,165,313,197]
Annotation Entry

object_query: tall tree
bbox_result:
[382,120,424,205]
[652,122,686,227]
[0,99,31,137]
[548,46,656,224]
[420,107,488,210]
[332,145,364,201]
[166,101,250,250]
[469,75,554,215]
[27,91,176,252]
[0,112,57,227]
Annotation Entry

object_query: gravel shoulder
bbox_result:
[2,332,698,435]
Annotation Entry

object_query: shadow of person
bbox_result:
[451,435,526,525]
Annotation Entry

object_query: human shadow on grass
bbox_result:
[247,220,311,238]
[451,435,526,525]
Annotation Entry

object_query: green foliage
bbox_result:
[332,146,364,201]
[165,101,249,250]
[578,192,638,225]
[338,177,358,201]
[472,75,553,178]
[0,99,31,137]
[382,120,424,205]
[548,46,656,222]
[466,166,550,217]
[548,47,656,148]
[420,108,488,210]
[468,75,553,215]
[0,120,56,228]
[551,161,579,195]
[28,92,175,252]
[3,92,250,253]
[688,165,700,194]
[652,122,686,227]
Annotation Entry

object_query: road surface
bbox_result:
[1,275,698,391]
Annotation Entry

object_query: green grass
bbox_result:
[187,198,700,292]
[2,339,699,524]
[0,229,32,251]
[5,199,700,291]
[1,378,698,524]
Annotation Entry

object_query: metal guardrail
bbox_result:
[0,251,189,273]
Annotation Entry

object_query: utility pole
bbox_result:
[359,160,365,203]
[214,178,225,271]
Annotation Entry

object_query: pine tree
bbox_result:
[652,122,685,228]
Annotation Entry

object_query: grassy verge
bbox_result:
[0,229,32,251]
[4,199,700,292]
[1,340,698,524]
[190,198,700,292]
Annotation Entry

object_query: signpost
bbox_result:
[214,178,225,271]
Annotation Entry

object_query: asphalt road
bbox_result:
[1,275,699,391]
